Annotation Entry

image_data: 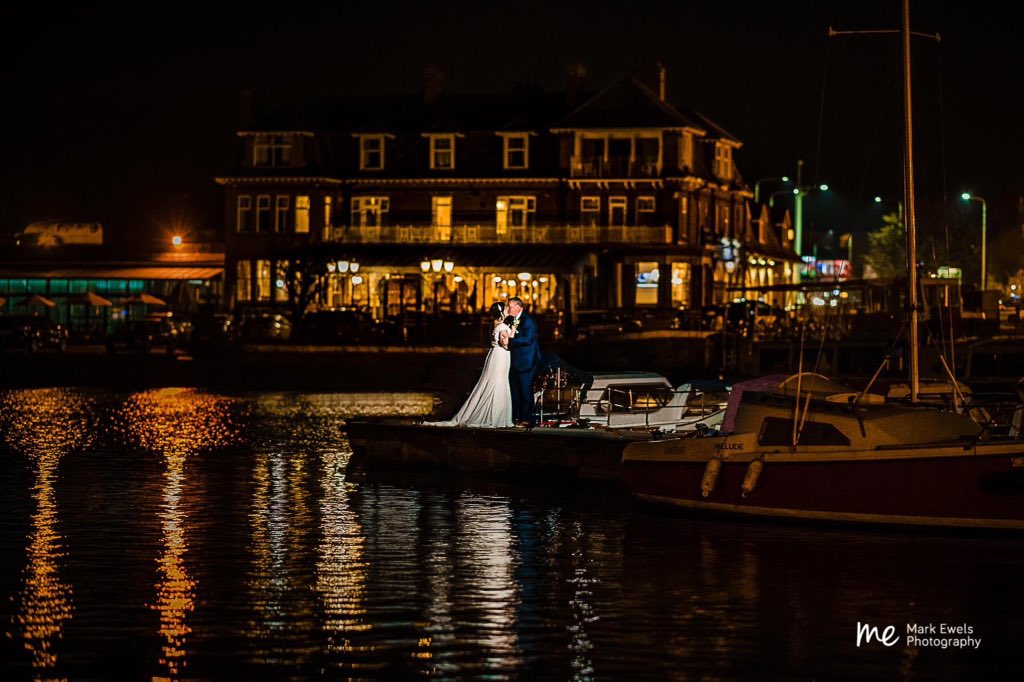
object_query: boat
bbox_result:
[344,370,728,480]
[622,373,1024,528]
[620,0,1024,530]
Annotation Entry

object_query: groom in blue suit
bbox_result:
[506,296,542,426]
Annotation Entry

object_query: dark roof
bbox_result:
[683,108,741,144]
[243,88,573,135]
[239,76,741,143]
[552,76,702,131]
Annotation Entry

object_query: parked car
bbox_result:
[237,313,292,343]
[106,316,182,353]
[573,310,644,342]
[188,312,235,351]
[0,315,68,353]
[300,309,382,344]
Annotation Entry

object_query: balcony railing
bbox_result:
[331,224,673,245]
[570,157,660,178]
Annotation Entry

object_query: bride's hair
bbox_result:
[488,302,505,321]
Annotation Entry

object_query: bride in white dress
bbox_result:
[426,302,514,428]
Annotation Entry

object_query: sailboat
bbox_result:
[620,1,1024,529]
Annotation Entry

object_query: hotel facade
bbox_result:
[217,73,798,330]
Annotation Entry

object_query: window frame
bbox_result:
[428,134,456,170]
[236,195,252,232]
[501,133,529,170]
[294,195,310,233]
[274,195,290,232]
[359,135,385,171]
[256,195,272,232]
[351,196,390,228]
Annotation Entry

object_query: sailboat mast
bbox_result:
[901,0,920,402]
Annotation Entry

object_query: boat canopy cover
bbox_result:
[721,373,846,434]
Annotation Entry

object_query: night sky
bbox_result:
[2,1,1021,249]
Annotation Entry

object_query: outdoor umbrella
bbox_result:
[24,294,56,308]
[71,291,113,307]
[123,293,167,306]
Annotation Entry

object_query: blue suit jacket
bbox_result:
[508,313,541,374]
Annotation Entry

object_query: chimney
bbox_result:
[423,64,445,104]
[657,62,666,102]
[565,61,587,107]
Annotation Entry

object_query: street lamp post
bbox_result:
[754,175,790,204]
[961,192,987,290]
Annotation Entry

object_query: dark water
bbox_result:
[1,388,1022,680]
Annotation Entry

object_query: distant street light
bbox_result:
[767,161,829,257]
[171,235,183,246]
[961,192,987,290]
[754,175,790,204]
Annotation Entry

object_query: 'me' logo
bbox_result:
[856,622,899,647]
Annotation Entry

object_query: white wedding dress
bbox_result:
[426,323,514,428]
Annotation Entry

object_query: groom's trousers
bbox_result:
[510,367,536,423]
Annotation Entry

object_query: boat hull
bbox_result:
[623,437,1024,529]
[345,419,652,481]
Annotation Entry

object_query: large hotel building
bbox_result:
[217,70,797,329]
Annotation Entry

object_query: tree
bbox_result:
[863,211,906,279]
[278,246,332,339]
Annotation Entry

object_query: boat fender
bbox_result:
[741,457,764,498]
[701,457,722,498]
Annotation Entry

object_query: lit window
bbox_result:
[671,262,691,307]
[275,195,290,232]
[253,134,294,167]
[323,196,333,240]
[429,134,455,170]
[581,196,600,227]
[255,259,272,301]
[496,195,536,233]
[359,135,384,170]
[236,195,252,232]
[295,195,310,233]
[680,133,694,170]
[351,196,390,227]
[502,134,529,169]
[636,261,660,306]
[432,196,453,240]
[236,261,252,302]
[256,195,272,232]
[714,143,733,180]
[679,195,689,243]
[637,196,656,212]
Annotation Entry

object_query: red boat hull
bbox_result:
[624,449,1024,529]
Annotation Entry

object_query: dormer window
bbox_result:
[253,134,294,167]
[426,134,456,170]
[358,135,386,170]
[714,142,733,180]
[500,133,529,170]
[680,132,694,170]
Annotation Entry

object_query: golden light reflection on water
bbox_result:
[120,388,235,680]
[455,497,521,669]
[245,397,323,665]
[316,446,371,658]
[1,388,93,676]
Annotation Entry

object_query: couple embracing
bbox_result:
[428,296,541,429]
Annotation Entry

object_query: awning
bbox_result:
[0,266,223,280]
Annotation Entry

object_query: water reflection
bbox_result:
[121,388,234,680]
[316,444,371,668]
[454,495,520,669]
[1,389,92,676]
